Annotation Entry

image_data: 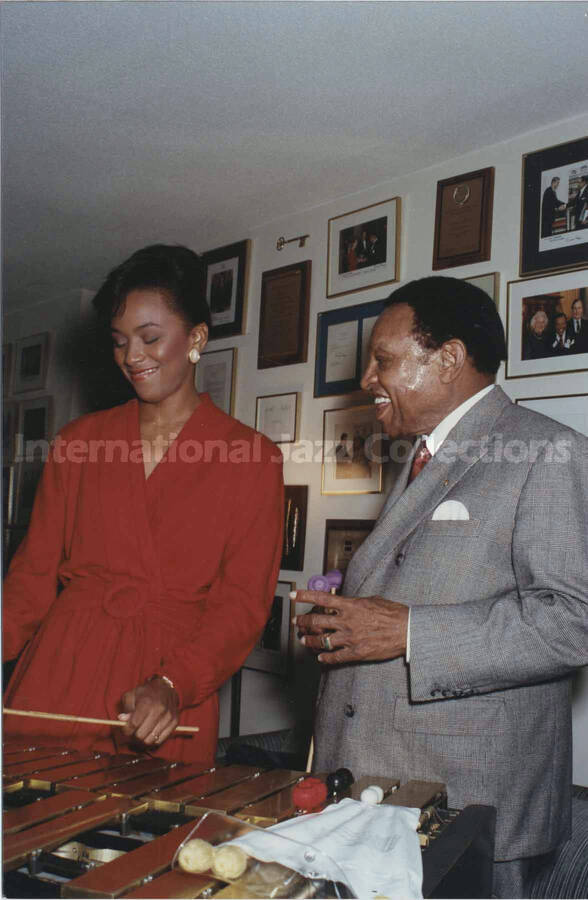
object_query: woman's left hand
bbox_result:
[119,677,179,746]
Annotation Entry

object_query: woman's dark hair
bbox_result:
[92,244,211,328]
[384,276,506,375]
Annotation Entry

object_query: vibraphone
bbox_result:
[3,742,495,898]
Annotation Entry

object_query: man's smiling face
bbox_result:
[361,304,448,438]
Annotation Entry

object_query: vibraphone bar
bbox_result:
[2,743,495,898]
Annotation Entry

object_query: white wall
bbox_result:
[206,112,588,781]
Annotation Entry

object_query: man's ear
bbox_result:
[438,339,466,383]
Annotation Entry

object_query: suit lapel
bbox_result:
[347,386,512,596]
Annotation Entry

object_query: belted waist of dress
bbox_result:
[54,572,207,622]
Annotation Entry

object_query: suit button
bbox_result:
[395,552,405,566]
[344,704,355,718]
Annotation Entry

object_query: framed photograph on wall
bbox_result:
[515,393,588,437]
[506,268,588,379]
[520,136,588,277]
[322,405,383,495]
[203,239,250,340]
[323,519,375,583]
[314,297,387,397]
[196,348,237,415]
[14,332,50,393]
[255,392,299,444]
[16,396,53,461]
[258,261,311,369]
[464,272,499,305]
[281,485,308,571]
[432,167,494,270]
[327,197,400,299]
[244,581,294,676]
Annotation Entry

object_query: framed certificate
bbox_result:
[258,262,311,369]
[255,392,299,444]
[196,348,237,415]
[314,298,387,397]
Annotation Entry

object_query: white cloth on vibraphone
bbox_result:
[231,797,423,899]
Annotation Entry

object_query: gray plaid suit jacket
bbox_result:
[313,386,588,860]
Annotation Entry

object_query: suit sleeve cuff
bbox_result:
[405,608,411,663]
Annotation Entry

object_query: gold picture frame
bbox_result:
[321,404,383,495]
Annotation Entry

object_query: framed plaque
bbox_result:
[432,167,494,270]
[203,239,250,340]
[258,261,311,369]
[520,136,588,277]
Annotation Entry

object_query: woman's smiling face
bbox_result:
[111,289,201,404]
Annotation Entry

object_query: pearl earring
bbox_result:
[189,347,200,364]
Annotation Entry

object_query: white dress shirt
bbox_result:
[405,384,495,660]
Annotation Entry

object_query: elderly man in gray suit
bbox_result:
[295,276,588,899]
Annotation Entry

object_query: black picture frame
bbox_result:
[281,485,308,571]
[520,136,588,277]
[202,239,250,340]
[314,297,387,397]
[14,332,50,393]
[323,518,375,583]
[243,581,294,676]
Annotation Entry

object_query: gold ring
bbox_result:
[153,733,160,743]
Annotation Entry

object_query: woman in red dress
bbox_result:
[3,245,284,767]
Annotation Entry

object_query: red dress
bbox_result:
[3,395,284,766]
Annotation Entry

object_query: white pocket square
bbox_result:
[431,500,470,521]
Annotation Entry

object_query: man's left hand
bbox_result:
[293,590,409,665]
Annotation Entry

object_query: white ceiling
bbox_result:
[2,0,588,309]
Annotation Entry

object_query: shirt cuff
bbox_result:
[405,608,411,663]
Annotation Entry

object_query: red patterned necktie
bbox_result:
[409,440,432,483]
